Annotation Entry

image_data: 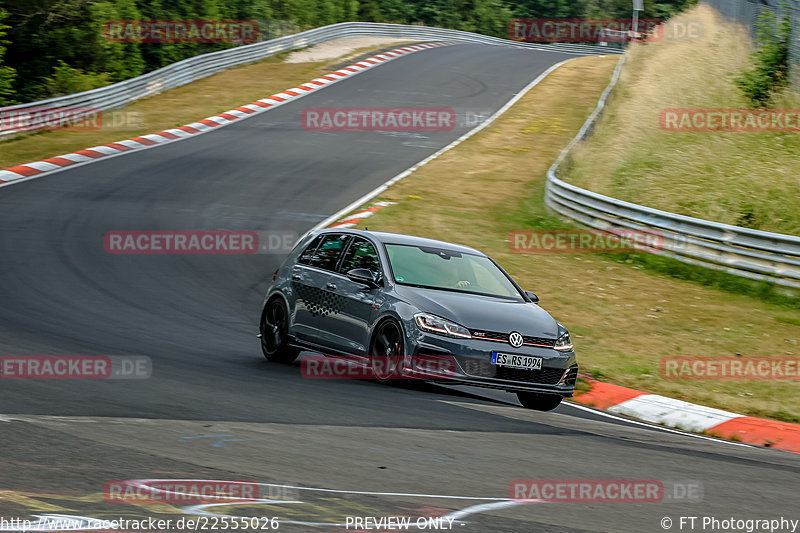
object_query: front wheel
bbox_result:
[370,319,406,383]
[517,392,563,411]
[260,298,300,363]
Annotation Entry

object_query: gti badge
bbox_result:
[508,331,523,348]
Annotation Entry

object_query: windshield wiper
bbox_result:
[396,282,521,301]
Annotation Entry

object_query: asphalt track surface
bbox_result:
[0,44,797,532]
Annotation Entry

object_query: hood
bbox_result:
[395,285,559,338]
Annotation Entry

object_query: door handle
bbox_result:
[292,274,302,281]
[326,283,337,290]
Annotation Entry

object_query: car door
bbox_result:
[315,237,382,355]
[289,233,350,343]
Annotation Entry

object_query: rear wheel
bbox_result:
[260,298,300,363]
[370,319,406,383]
[517,392,563,411]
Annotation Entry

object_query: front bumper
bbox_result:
[410,331,578,396]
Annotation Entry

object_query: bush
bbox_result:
[735,4,792,107]
[43,61,111,97]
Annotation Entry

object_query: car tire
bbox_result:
[260,297,300,363]
[517,392,562,411]
[369,319,406,384]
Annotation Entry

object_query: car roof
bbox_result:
[317,228,486,256]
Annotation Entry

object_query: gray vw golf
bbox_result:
[259,229,577,411]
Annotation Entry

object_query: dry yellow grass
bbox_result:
[566,4,800,235]
[347,54,800,422]
[0,42,417,170]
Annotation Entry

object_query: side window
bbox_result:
[297,235,324,265]
[339,238,381,274]
[307,234,350,271]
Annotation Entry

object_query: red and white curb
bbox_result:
[0,42,450,186]
[573,380,800,454]
[328,201,395,228]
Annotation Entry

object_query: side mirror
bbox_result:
[347,268,379,288]
[524,291,539,303]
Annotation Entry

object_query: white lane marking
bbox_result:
[201,116,231,125]
[127,479,511,501]
[0,170,25,181]
[441,500,539,522]
[328,200,395,226]
[182,502,342,528]
[185,122,213,131]
[0,44,447,191]
[162,128,194,138]
[18,161,62,172]
[607,394,743,432]
[563,401,751,447]
[342,210,375,220]
[137,133,172,143]
[53,153,93,163]
[311,56,581,231]
[114,139,149,148]
[82,145,121,155]
[124,479,518,528]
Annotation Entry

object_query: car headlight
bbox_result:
[414,313,472,339]
[554,330,573,352]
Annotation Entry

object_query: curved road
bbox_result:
[0,44,797,532]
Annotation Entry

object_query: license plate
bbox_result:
[492,352,542,370]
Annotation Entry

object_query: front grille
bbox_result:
[469,329,555,347]
[495,366,565,385]
[469,329,509,342]
[523,335,556,347]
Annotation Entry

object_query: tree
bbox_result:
[358,0,382,21]
[341,0,359,21]
[509,0,585,18]
[89,0,145,82]
[317,0,344,25]
[467,0,513,37]
[0,9,17,105]
[6,0,702,102]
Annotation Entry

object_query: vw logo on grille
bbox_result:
[508,331,524,348]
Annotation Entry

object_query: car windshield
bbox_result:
[385,243,523,300]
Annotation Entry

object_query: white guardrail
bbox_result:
[0,22,618,136]
[545,56,800,289]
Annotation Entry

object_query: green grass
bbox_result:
[608,252,800,309]
[564,4,800,236]
[344,55,800,423]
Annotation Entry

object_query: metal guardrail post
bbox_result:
[544,44,800,288]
